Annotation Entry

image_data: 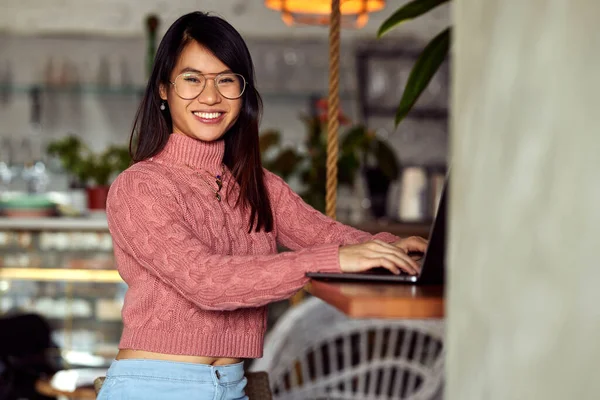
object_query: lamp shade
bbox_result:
[265,0,386,28]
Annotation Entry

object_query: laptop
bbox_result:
[306,179,447,285]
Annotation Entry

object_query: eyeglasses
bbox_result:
[170,72,247,100]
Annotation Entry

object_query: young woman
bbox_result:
[99,11,427,400]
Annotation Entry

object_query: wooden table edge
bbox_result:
[305,281,445,319]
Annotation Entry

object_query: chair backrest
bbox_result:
[252,297,445,400]
[94,376,105,394]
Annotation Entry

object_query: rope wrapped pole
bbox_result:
[291,0,341,307]
[326,0,341,220]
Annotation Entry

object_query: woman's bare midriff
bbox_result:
[116,349,243,366]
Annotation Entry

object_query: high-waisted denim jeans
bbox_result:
[96,359,248,400]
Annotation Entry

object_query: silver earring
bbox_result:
[160,101,166,111]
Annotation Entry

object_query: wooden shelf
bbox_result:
[0,268,122,283]
[0,216,109,231]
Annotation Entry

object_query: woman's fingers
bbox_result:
[377,252,419,275]
[395,236,428,253]
[371,240,420,274]
[339,239,426,276]
[367,257,401,275]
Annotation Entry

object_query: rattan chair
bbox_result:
[251,297,445,400]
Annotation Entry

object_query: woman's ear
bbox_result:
[159,84,168,101]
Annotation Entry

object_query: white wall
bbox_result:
[449,0,600,398]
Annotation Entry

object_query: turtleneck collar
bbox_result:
[154,133,225,173]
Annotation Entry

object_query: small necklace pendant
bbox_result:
[185,163,224,202]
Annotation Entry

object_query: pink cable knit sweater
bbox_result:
[106,133,400,358]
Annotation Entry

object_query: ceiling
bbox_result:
[0,0,449,40]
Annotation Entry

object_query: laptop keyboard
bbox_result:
[368,267,410,276]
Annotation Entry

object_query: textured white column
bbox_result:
[449,1,600,399]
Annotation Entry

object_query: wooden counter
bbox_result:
[306,280,444,319]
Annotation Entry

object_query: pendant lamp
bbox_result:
[264,0,385,29]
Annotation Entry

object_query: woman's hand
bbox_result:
[339,240,421,276]
[393,236,429,261]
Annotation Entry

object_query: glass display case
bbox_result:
[0,217,123,366]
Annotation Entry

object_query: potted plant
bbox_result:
[47,136,131,211]
[84,145,131,210]
[260,99,399,216]
[46,136,89,189]
[300,113,399,216]
[259,129,304,182]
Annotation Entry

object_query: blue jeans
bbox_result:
[97,359,248,400]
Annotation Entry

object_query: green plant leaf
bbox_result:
[259,130,281,154]
[374,140,400,180]
[377,0,450,38]
[338,152,361,185]
[46,135,130,187]
[395,27,450,126]
[341,125,369,152]
[104,145,131,173]
[270,149,303,179]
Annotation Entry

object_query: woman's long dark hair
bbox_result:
[130,12,273,233]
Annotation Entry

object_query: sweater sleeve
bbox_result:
[106,170,342,311]
[265,170,401,250]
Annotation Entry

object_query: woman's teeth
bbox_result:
[193,112,222,119]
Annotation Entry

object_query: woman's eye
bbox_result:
[218,76,235,84]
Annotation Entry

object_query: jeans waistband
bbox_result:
[106,359,245,384]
